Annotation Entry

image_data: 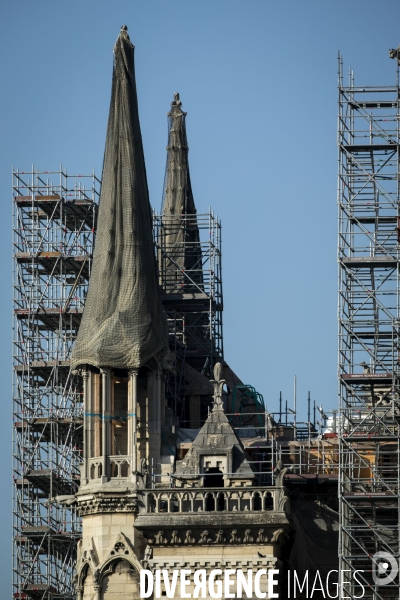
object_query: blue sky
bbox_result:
[1,0,400,589]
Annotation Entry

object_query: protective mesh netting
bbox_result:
[71,26,168,371]
[160,94,203,294]
[289,500,339,579]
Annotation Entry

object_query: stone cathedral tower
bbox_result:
[70,25,169,598]
[69,26,290,600]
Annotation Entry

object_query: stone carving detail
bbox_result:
[243,529,254,543]
[114,542,125,552]
[78,494,139,516]
[93,568,100,591]
[210,362,226,411]
[172,91,182,106]
[230,529,241,543]
[77,539,83,564]
[271,528,288,544]
[171,530,181,544]
[141,544,153,568]
[115,559,136,575]
[256,529,267,543]
[277,487,289,511]
[273,459,293,487]
[89,538,100,566]
[144,545,153,561]
[215,529,225,543]
[139,527,283,547]
[140,458,148,475]
[79,537,99,574]
[155,530,167,545]
[140,458,149,488]
[184,530,196,544]
[143,533,155,545]
[199,530,211,544]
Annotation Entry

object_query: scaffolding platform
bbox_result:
[14,585,59,600]
[340,373,393,384]
[15,252,91,279]
[341,256,397,268]
[14,194,96,231]
[14,417,83,443]
[15,307,83,330]
[16,526,80,562]
[13,362,79,390]
[24,470,79,496]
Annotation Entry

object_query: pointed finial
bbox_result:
[213,362,223,383]
[168,92,186,117]
[172,92,182,107]
[210,362,226,411]
[114,24,132,54]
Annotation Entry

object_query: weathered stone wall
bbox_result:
[76,506,288,600]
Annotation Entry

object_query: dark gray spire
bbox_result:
[71,26,168,371]
[161,93,203,293]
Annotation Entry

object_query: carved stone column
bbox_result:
[93,567,101,600]
[101,368,111,483]
[129,368,139,486]
[76,586,83,600]
[82,369,90,485]
[93,585,101,600]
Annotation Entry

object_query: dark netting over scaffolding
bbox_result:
[71,26,167,371]
[160,93,203,294]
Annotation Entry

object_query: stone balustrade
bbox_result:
[84,463,287,516]
[87,455,132,481]
[140,487,284,514]
[88,457,103,480]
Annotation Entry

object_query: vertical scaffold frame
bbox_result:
[12,166,99,599]
[338,55,400,599]
[153,210,223,420]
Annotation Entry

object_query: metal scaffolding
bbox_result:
[12,167,99,599]
[338,54,400,598]
[153,209,223,420]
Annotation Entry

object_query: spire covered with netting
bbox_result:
[71,25,168,371]
[160,93,203,293]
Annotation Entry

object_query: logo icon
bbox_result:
[372,552,398,586]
